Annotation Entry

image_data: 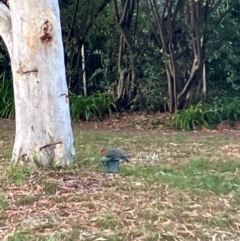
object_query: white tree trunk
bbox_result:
[0,1,75,167]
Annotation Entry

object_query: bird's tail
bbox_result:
[123,155,130,162]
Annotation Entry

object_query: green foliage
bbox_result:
[61,0,117,95]
[7,231,28,241]
[5,167,33,186]
[170,102,211,130]
[206,3,240,95]
[0,72,14,119]
[0,195,6,209]
[0,1,239,115]
[170,96,240,130]
[133,41,167,112]
[70,91,116,121]
[209,96,240,122]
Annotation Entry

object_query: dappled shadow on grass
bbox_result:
[1,127,240,240]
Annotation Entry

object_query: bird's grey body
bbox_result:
[104,147,130,162]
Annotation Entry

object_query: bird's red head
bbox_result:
[100,148,105,155]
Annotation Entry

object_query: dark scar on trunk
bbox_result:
[60,94,69,103]
[39,141,62,151]
[59,94,69,98]
[16,68,38,75]
[40,20,53,44]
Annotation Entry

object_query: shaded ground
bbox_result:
[1,117,240,240]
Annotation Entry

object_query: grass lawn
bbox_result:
[1,119,240,240]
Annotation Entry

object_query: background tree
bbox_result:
[0,0,75,167]
[145,0,238,113]
[111,0,138,109]
[60,0,111,95]
[0,0,240,121]
[206,1,240,95]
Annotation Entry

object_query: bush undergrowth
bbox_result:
[69,91,116,121]
[0,72,14,119]
[170,96,240,130]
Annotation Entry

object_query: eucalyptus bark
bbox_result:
[0,1,75,167]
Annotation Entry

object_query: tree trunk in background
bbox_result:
[0,1,75,167]
[113,0,137,108]
[147,0,209,113]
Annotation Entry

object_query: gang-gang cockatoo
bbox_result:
[100,147,130,162]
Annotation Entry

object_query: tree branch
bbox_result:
[120,0,129,25]
[0,2,12,57]
[113,0,120,22]
[177,1,205,101]
[177,59,199,100]
[150,0,168,53]
[209,0,223,14]
[133,0,139,42]
[64,0,80,52]
[214,2,237,26]
[172,0,184,25]
[81,0,111,44]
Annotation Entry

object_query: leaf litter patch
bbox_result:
[1,119,240,240]
[217,144,240,157]
[1,170,240,240]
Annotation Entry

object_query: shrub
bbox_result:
[170,102,211,130]
[170,96,240,130]
[209,96,240,122]
[69,91,116,121]
[0,72,14,119]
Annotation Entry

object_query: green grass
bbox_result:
[0,195,7,209]
[120,157,240,194]
[15,195,40,206]
[96,212,122,230]
[42,182,59,195]
[7,231,29,241]
[1,120,240,240]
[3,166,32,186]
